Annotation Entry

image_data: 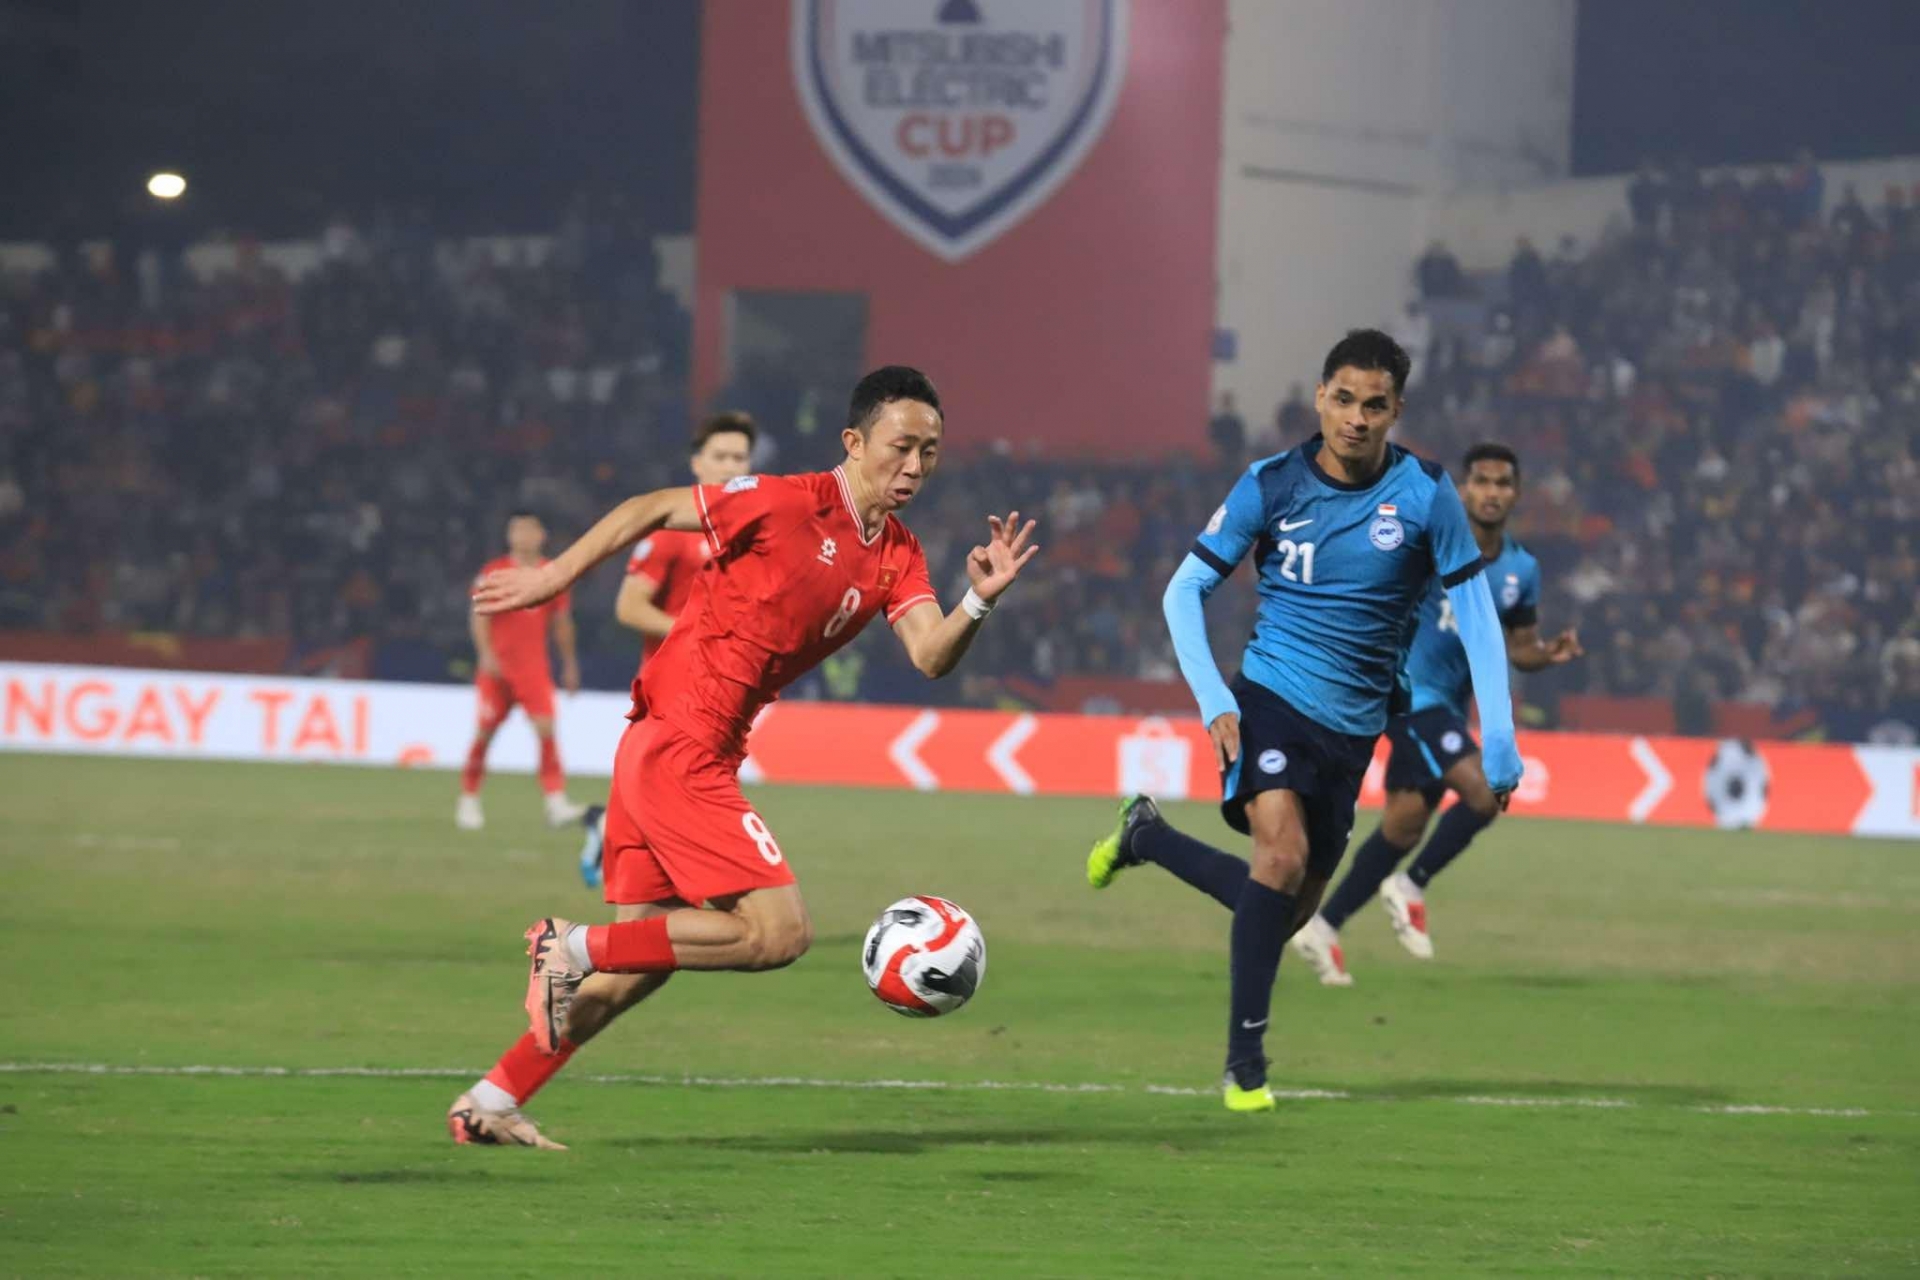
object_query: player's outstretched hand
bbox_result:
[1544,627,1584,664]
[1208,711,1241,772]
[966,509,1040,602]
[472,564,563,616]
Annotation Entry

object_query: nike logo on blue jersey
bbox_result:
[1277,517,1313,532]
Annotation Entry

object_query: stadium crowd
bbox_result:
[1396,157,1920,742]
[0,198,694,684]
[1,160,1915,742]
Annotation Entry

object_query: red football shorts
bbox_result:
[602,715,796,906]
[476,669,556,726]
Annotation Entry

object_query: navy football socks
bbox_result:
[1226,879,1295,1075]
[1407,803,1493,888]
[1133,819,1249,909]
[1317,827,1411,929]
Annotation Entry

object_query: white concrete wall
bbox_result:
[1214,0,1576,428]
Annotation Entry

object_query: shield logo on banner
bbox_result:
[792,0,1130,262]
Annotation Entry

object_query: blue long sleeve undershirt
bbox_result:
[1445,568,1523,790]
[1163,552,1237,728]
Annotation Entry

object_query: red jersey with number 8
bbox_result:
[631,468,935,758]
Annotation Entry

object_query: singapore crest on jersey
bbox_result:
[1369,506,1405,551]
[792,0,1130,262]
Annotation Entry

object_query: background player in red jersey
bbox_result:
[615,412,755,660]
[445,366,1039,1148]
[456,511,588,832]
[575,412,757,886]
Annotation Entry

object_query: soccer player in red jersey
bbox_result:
[445,367,1039,1147]
[574,413,757,887]
[455,511,588,832]
[614,412,755,662]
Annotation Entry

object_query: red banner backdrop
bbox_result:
[735,702,1915,838]
[5,662,1917,838]
[691,0,1226,457]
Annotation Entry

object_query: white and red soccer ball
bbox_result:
[861,895,986,1017]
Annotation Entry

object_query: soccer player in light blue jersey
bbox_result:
[1085,330,1524,1113]
[1293,444,1582,984]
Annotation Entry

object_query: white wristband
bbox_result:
[961,587,995,621]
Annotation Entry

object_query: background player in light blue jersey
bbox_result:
[1084,330,1524,1113]
[1294,443,1583,984]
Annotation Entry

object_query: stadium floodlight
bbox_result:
[146,172,187,200]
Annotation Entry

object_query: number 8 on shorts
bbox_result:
[741,812,785,865]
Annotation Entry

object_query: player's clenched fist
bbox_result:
[1542,627,1584,664]
[965,509,1040,602]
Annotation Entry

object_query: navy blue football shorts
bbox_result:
[1383,706,1480,808]
[1219,676,1377,878]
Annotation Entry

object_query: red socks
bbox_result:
[461,739,487,794]
[463,737,562,796]
[586,917,679,972]
[484,1032,577,1105]
[476,925,675,1109]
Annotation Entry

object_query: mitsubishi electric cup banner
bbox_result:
[691,0,1225,456]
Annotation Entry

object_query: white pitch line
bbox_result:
[1452,1094,1632,1110]
[1699,1104,1872,1118]
[0,1063,1907,1119]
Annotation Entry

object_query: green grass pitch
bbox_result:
[2,752,1916,1277]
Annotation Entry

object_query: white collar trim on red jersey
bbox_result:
[832,466,883,546]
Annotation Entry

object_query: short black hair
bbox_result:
[1463,441,1521,480]
[1320,328,1412,396]
[692,411,757,454]
[848,365,941,435]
